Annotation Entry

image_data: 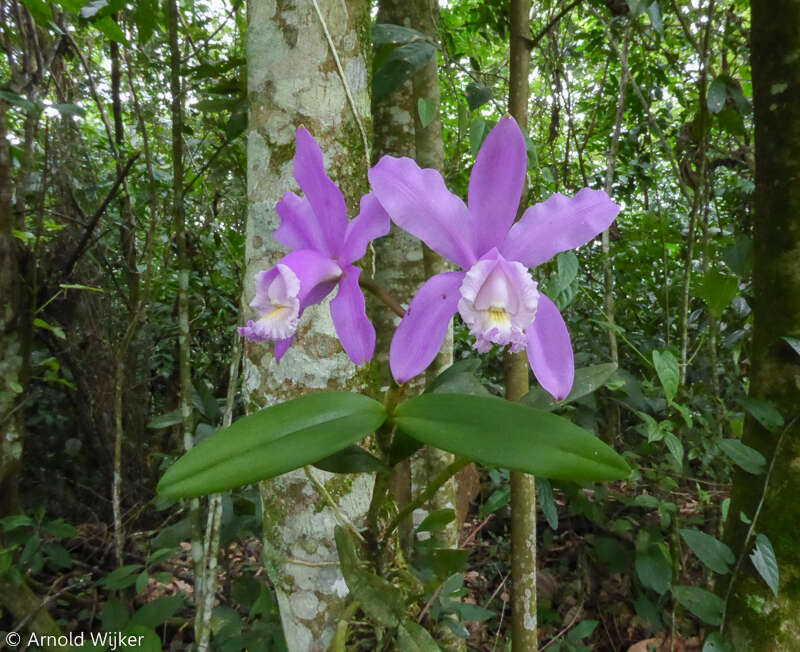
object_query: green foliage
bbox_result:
[392,393,631,481]
[158,392,387,497]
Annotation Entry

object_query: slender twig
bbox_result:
[529,0,583,49]
[63,153,140,278]
[184,137,228,195]
[382,457,470,541]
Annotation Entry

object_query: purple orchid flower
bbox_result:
[368,116,620,399]
[239,127,390,365]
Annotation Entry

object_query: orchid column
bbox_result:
[245,0,373,649]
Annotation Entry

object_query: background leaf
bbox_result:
[679,528,735,574]
[750,533,779,597]
[652,350,679,403]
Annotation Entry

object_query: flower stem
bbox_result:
[359,273,406,318]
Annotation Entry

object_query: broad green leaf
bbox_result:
[740,397,784,431]
[626,0,648,16]
[591,536,632,572]
[671,586,724,625]
[158,392,386,498]
[647,1,664,36]
[52,103,85,117]
[427,359,490,397]
[136,570,149,595]
[101,597,130,632]
[664,432,684,466]
[93,16,126,43]
[313,445,388,474]
[750,533,779,597]
[569,619,599,640]
[465,82,492,111]
[397,620,441,651]
[102,564,143,590]
[121,625,162,652]
[453,602,494,622]
[417,509,455,533]
[470,118,488,156]
[41,518,76,538]
[548,251,578,296]
[479,486,510,517]
[707,77,728,114]
[19,0,51,26]
[520,363,618,411]
[723,237,754,276]
[652,350,679,403]
[392,394,630,482]
[0,515,34,531]
[679,528,735,574]
[334,526,405,627]
[417,97,437,128]
[698,269,739,317]
[373,41,436,100]
[0,90,37,113]
[130,594,183,628]
[33,317,66,339]
[719,438,766,475]
[635,546,671,594]
[536,477,558,530]
[133,0,159,43]
[57,0,84,12]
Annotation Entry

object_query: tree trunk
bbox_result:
[246,1,373,649]
[0,104,24,519]
[508,1,537,650]
[722,0,800,647]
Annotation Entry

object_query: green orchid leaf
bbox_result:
[391,394,630,482]
[158,392,386,498]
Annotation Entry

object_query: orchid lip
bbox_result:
[457,251,539,353]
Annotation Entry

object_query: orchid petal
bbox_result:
[369,156,478,269]
[293,127,348,257]
[468,116,527,252]
[278,249,342,310]
[525,294,574,401]
[339,193,391,265]
[390,272,465,384]
[500,188,620,267]
[330,265,375,365]
[275,336,294,362]
[274,192,329,253]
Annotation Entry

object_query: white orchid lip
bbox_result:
[457,251,539,353]
[251,264,301,340]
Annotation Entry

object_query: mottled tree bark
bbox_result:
[721,0,800,648]
[245,1,373,649]
[371,0,427,557]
